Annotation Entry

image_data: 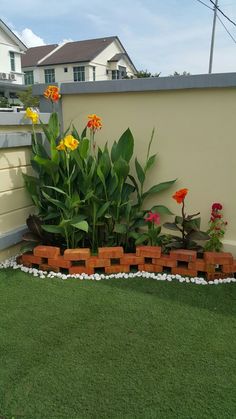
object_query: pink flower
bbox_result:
[145,212,160,225]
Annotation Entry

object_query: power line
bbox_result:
[217,14,236,43]
[195,0,213,10]
[209,0,236,27]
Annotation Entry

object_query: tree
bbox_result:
[17,86,40,109]
[135,70,161,78]
[169,71,191,76]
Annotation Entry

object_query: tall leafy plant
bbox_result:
[23,85,176,252]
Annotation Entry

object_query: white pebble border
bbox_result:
[0,256,236,285]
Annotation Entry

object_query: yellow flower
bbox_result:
[25,107,39,124]
[56,139,66,151]
[63,135,79,151]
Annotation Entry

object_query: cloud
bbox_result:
[59,38,74,45]
[14,28,45,47]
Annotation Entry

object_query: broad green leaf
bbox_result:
[44,186,68,196]
[43,212,60,221]
[33,156,58,174]
[135,158,145,185]
[113,158,129,179]
[71,125,81,141]
[111,141,118,163]
[81,126,87,139]
[114,223,127,234]
[70,214,86,224]
[41,224,64,234]
[142,179,177,200]
[97,165,106,190]
[186,231,210,241]
[20,242,38,254]
[175,216,183,224]
[163,222,180,231]
[97,202,110,219]
[79,138,89,159]
[42,191,66,210]
[135,233,149,245]
[115,128,134,162]
[151,205,174,215]
[145,154,156,173]
[107,174,118,196]
[71,220,89,232]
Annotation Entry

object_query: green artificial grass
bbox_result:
[0,269,235,419]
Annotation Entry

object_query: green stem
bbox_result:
[182,200,186,247]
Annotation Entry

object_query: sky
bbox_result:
[2,0,236,76]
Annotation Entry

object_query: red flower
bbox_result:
[172,188,188,204]
[212,203,222,211]
[145,212,160,225]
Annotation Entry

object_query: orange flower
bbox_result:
[87,114,102,131]
[44,85,61,102]
[172,188,188,204]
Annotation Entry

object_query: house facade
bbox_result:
[22,37,137,84]
[0,19,27,103]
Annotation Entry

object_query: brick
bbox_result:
[138,264,163,273]
[222,265,234,274]
[34,245,60,259]
[136,246,161,258]
[206,272,229,280]
[120,253,144,265]
[204,252,233,265]
[172,267,197,277]
[39,264,60,273]
[105,265,130,274]
[22,254,43,265]
[48,256,71,269]
[155,256,177,268]
[64,248,90,261]
[69,266,94,275]
[98,247,124,258]
[86,256,110,268]
[189,260,206,271]
[170,250,197,262]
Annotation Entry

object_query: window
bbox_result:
[118,66,127,79]
[112,70,119,80]
[44,69,55,83]
[92,66,96,81]
[112,67,127,80]
[24,71,34,85]
[64,67,68,72]
[73,66,85,82]
[10,52,15,72]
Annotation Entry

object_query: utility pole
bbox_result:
[208,0,218,73]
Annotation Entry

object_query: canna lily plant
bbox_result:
[163,188,209,250]
[23,85,176,252]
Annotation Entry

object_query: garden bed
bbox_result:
[18,245,236,281]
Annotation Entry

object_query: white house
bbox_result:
[22,36,137,84]
[0,19,27,103]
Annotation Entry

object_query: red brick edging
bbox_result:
[19,246,236,281]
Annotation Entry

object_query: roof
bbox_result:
[0,19,27,51]
[108,53,126,62]
[21,44,58,67]
[37,36,117,66]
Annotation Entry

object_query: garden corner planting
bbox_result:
[2,85,235,284]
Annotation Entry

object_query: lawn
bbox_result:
[0,269,235,419]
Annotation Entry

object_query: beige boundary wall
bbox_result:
[34,73,236,256]
[0,112,49,261]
